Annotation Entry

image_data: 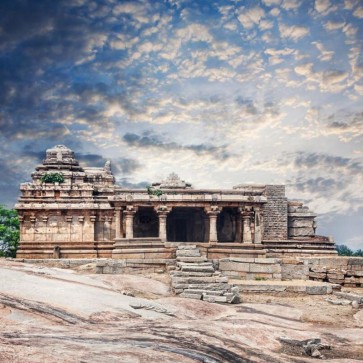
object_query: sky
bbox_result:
[0,0,362,249]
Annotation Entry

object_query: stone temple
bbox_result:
[15,145,336,261]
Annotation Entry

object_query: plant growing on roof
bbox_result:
[41,172,65,184]
[147,186,163,197]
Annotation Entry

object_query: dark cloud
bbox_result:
[123,132,232,160]
[294,152,362,173]
[78,154,141,175]
[116,178,149,189]
[292,176,344,194]
[0,156,30,208]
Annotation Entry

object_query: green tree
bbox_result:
[336,244,353,256]
[0,205,19,258]
[335,244,363,256]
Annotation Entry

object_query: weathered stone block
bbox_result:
[250,264,280,274]
[306,286,328,295]
[219,261,250,272]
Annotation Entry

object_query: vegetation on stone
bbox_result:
[147,186,163,197]
[0,205,19,257]
[41,172,64,184]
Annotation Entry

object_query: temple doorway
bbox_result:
[167,207,207,242]
[217,207,238,242]
[133,207,158,238]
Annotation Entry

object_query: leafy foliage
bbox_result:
[336,244,363,257]
[41,172,64,184]
[0,205,19,258]
[147,186,163,197]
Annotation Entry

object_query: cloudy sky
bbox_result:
[0,0,362,249]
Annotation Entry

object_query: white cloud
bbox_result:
[262,0,281,6]
[279,23,309,41]
[353,6,363,18]
[344,0,359,10]
[343,23,358,38]
[313,41,334,62]
[259,20,274,30]
[354,84,363,95]
[237,6,265,29]
[281,0,301,10]
[324,21,345,31]
[315,0,331,14]
[270,8,280,16]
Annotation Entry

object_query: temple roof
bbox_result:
[152,172,192,189]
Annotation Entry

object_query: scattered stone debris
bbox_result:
[169,246,240,304]
[121,290,135,297]
[325,291,363,308]
[279,337,330,359]
[326,298,351,305]
[333,291,363,304]
[129,302,175,316]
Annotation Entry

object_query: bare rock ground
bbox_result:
[0,259,362,363]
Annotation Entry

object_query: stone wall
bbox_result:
[262,185,288,240]
[281,258,309,280]
[218,257,282,280]
[305,257,363,287]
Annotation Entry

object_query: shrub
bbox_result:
[41,172,64,184]
[0,205,19,258]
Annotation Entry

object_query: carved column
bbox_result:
[78,216,84,242]
[66,216,73,242]
[42,216,48,241]
[18,216,24,241]
[235,210,242,243]
[89,215,97,242]
[124,207,136,239]
[158,212,168,242]
[207,208,220,243]
[30,216,36,242]
[203,215,210,242]
[254,206,262,244]
[107,216,113,240]
[242,208,252,243]
[114,207,122,239]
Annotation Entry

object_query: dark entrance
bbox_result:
[133,207,158,238]
[217,207,238,242]
[167,207,207,242]
[175,218,187,241]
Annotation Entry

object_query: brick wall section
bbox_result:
[263,185,288,240]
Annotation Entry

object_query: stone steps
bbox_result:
[169,246,240,304]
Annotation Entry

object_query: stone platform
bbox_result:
[230,279,340,295]
[264,237,337,257]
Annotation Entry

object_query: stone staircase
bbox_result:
[169,245,240,304]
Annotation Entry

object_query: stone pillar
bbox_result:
[42,216,48,241]
[124,209,136,239]
[254,206,262,244]
[242,209,252,243]
[66,216,73,242]
[235,211,242,243]
[203,215,210,242]
[207,210,219,243]
[18,216,24,241]
[88,215,96,241]
[78,216,84,241]
[114,207,122,239]
[30,216,36,242]
[158,212,168,242]
[107,216,113,240]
